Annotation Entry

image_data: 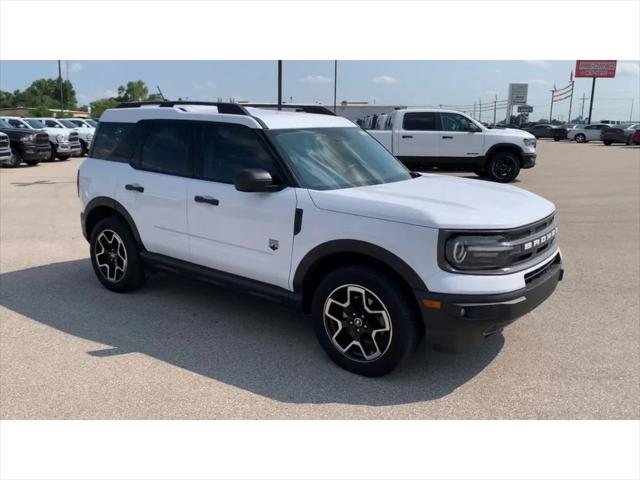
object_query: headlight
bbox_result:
[55,134,65,142]
[87,133,93,140]
[444,234,514,271]
[20,134,37,143]
[523,138,536,147]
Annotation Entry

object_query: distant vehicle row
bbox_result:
[518,122,640,145]
[0,116,97,167]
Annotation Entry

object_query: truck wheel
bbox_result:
[553,137,561,142]
[311,265,422,377]
[57,155,70,161]
[603,140,613,146]
[25,159,40,166]
[80,140,88,156]
[6,148,21,168]
[46,144,56,162]
[89,216,146,293]
[574,134,586,143]
[487,151,521,183]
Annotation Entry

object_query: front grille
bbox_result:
[36,133,49,146]
[0,137,9,149]
[504,215,558,268]
[525,253,561,284]
[68,132,79,142]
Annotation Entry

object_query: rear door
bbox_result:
[116,120,194,261]
[187,123,297,289]
[394,111,440,167]
[437,112,485,167]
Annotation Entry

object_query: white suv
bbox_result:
[79,102,563,376]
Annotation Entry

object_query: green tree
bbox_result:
[0,78,77,110]
[29,106,53,117]
[117,80,149,102]
[89,97,119,118]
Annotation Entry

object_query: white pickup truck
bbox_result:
[366,109,538,183]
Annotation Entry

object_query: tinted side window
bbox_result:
[402,112,439,131]
[45,120,60,128]
[440,113,473,132]
[199,124,277,184]
[140,121,194,176]
[91,122,137,162]
[8,120,27,129]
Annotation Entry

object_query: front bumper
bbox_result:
[521,152,537,168]
[19,144,51,161]
[0,149,12,165]
[416,253,563,352]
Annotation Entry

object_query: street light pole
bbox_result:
[333,60,337,113]
[567,81,575,124]
[549,88,555,122]
[58,60,64,115]
[277,60,283,111]
[493,96,497,126]
[587,77,596,123]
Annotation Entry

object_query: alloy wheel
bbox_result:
[323,284,392,362]
[94,229,128,282]
[491,156,516,181]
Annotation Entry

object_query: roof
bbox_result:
[101,103,355,130]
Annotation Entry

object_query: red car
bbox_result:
[632,129,640,145]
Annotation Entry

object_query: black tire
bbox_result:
[603,140,613,146]
[45,143,56,162]
[57,155,70,161]
[6,148,21,168]
[25,159,40,166]
[486,151,521,183]
[626,136,632,146]
[80,140,88,156]
[89,216,145,293]
[574,134,586,143]
[311,265,422,377]
[553,137,561,142]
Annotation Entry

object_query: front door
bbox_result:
[187,123,297,289]
[437,112,485,166]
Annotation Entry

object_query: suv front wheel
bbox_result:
[89,216,145,293]
[487,151,521,183]
[311,266,422,376]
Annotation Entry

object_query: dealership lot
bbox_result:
[0,140,638,419]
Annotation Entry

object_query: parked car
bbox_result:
[64,118,95,129]
[0,131,11,166]
[523,124,567,141]
[28,117,83,157]
[365,109,537,183]
[78,101,563,376]
[59,118,95,154]
[631,129,640,145]
[1,116,80,161]
[567,123,610,143]
[600,124,640,145]
[0,119,51,167]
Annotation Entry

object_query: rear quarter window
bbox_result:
[91,122,138,162]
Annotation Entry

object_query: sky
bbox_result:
[1,60,639,121]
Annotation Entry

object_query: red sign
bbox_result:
[575,60,617,78]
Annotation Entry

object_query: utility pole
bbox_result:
[567,81,575,124]
[587,77,596,123]
[333,60,337,113]
[630,99,634,121]
[277,60,283,111]
[57,60,64,115]
[580,93,586,119]
[493,96,497,126]
[473,101,476,119]
[479,99,482,122]
[549,88,555,122]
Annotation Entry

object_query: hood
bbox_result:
[0,126,42,137]
[308,175,555,229]
[486,128,534,140]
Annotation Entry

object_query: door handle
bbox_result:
[402,135,413,139]
[442,135,453,139]
[125,183,144,193]
[194,195,219,206]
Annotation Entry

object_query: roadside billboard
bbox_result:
[508,83,528,105]
[575,60,617,78]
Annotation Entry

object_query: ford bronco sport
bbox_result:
[79,102,563,376]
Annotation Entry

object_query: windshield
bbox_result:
[0,120,11,128]
[267,127,412,190]
[25,119,44,129]
[86,119,98,127]
[59,120,78,128]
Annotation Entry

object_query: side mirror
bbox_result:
[234,168,281,193]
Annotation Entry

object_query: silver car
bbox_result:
[568,123,611,143]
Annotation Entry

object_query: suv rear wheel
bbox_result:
[311,266,422,376]
[487,151,521,183]
[89,216,145,293]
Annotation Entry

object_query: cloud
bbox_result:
[617,61,640,76]
[301,75,332,83]
[529,79,552,86]
[372,75,400,84]
[69,62,83,73]
[524,60,551,69]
